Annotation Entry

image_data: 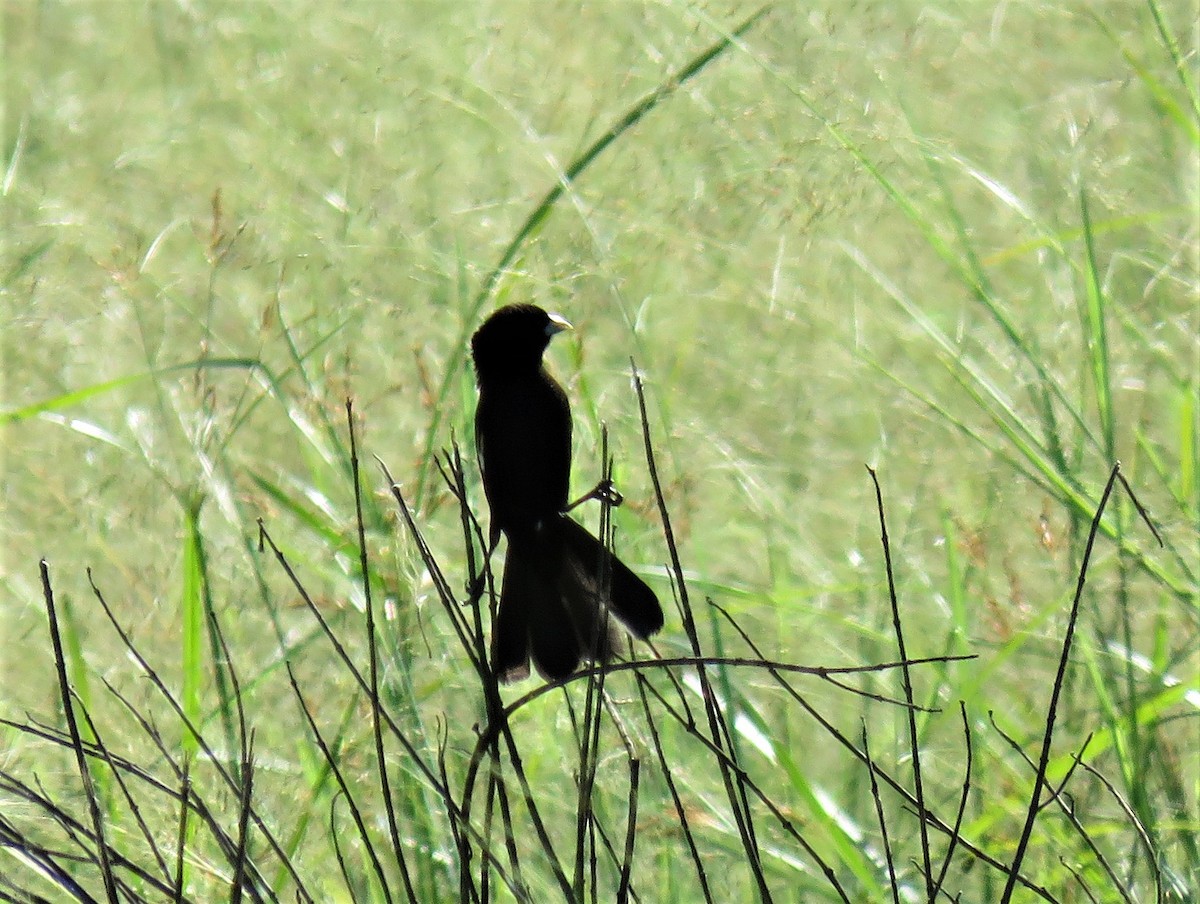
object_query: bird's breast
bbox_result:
[475,371,572,534]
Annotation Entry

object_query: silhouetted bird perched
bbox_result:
[471,304,663,681]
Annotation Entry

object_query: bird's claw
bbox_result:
[565,478,624,513]
[594,478,624,507]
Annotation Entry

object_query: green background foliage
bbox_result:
[2,1,1196,900]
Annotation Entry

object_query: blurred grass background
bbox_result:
[2,1,1197,900]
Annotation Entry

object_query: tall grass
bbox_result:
[2,1,1196,900]
[6,403,1155,902]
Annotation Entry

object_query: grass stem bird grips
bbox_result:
[471,304,663,681]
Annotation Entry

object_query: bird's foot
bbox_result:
[565,478,624,512]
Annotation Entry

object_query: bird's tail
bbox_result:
[492,516,663,682]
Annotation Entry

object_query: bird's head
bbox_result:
[470,303,572,380]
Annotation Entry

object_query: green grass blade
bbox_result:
[180,499,205,758]
[2,357,263,425]
[1078,188,1115,460]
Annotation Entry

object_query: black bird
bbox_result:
[471,304,663,681]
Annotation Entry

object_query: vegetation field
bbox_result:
[2,2,1196,901]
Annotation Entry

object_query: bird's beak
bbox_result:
[546,312,573,336]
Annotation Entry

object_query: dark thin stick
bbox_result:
[491,766,526,901]
[328,795,356,900]
[73,682,246,890]
[229,731,255,904]
[92,680,252,884]
[474,764,493,904]
[575,430,620,901]
[68,686,171,885]
[861,723,900,904]
[86,569,304,901]
[347,400,418,904]
[576,686,643,897]
[498,726,578,902]
[634,674,714,902]
[636,678,853,903]
[204,603,266,903]
[632,362,772,902]
[443,433,515,904]
[687,649,1051,898]
[489,652,973,732]
[570,436,603,899]
[1115,469,1162,547]
[999,463,1123,903]
[1060,857,1100,904]
[257,522,439,785]
[603,690,642,904]
[0,769,168,899]
[866,466,933,900]
[1078,760,1163,904]
[711,604,946,711]
[377,458,482,676]
[385,452,549,901]
[0,805,101,902]
[173,764,191,904]
[257,520,547,899]
[39,560,120,904]
[987,719,1133,904]
[573,664,605,898]
[287,665,397,904]
[441,441,491,677]
[1045,735,1092,814]
[931,702,973,900]
[617,761,642,904]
